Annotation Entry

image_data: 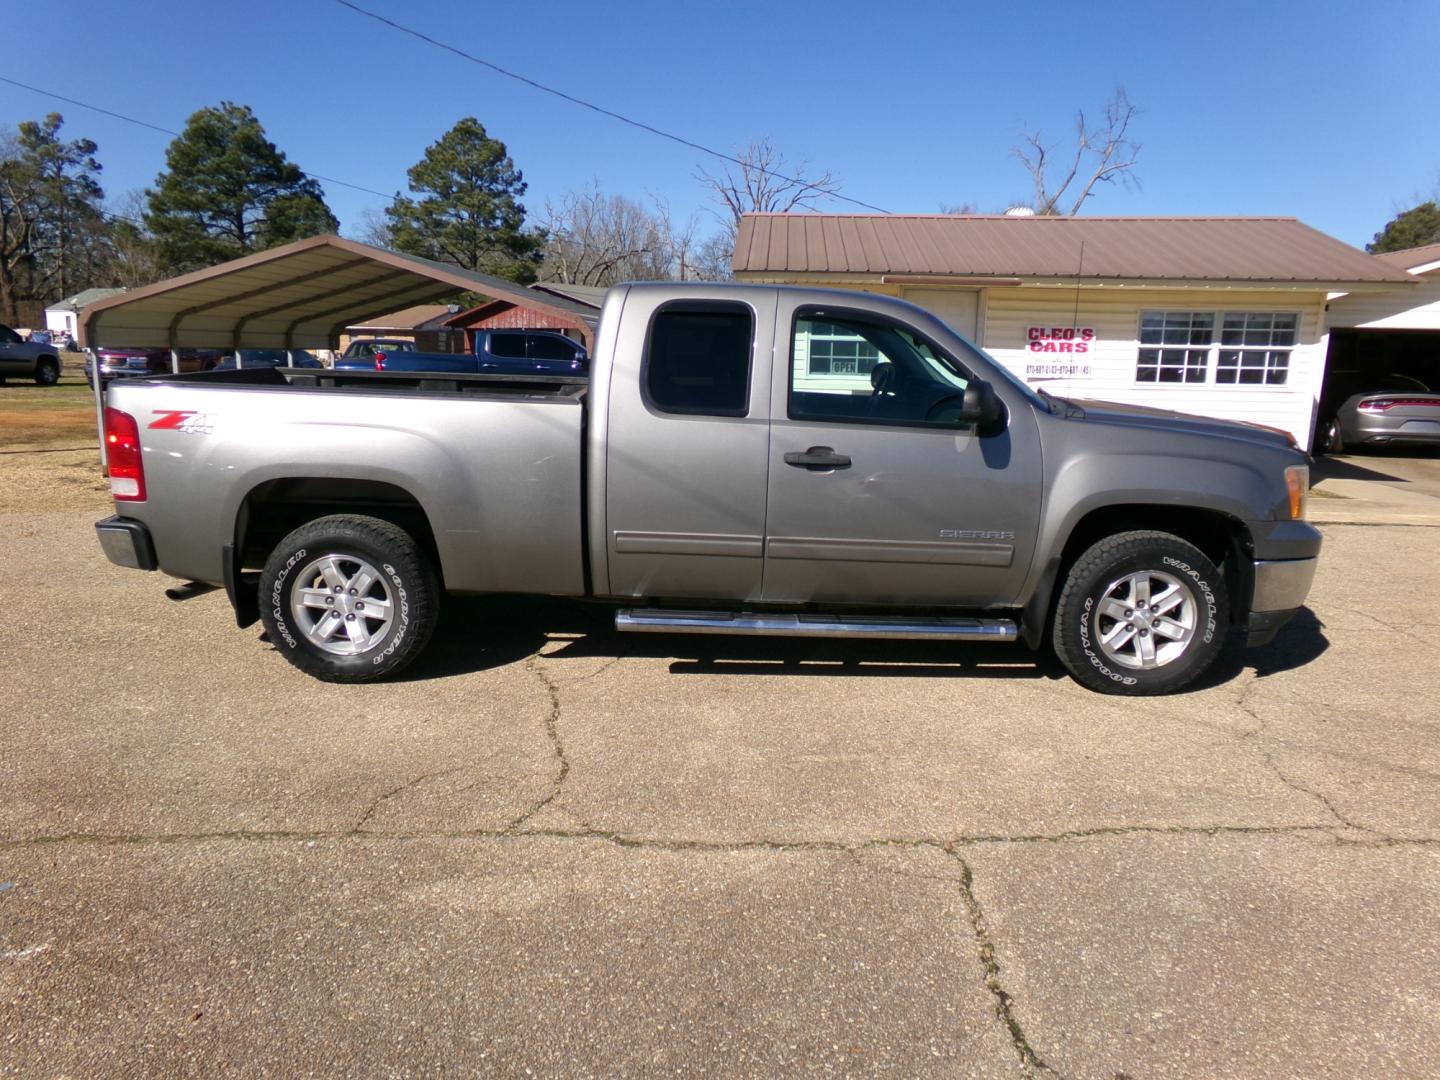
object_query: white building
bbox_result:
[44,287,127,340]
[732,215,1416,451]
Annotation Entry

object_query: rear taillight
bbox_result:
[1358,398,1437,411]
[104,406,146,501]
[374,352,387,371]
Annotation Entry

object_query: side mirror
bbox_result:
[959,380,1005,432]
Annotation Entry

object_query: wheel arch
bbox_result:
[1022,503,1253,648]
[227,477,443,627]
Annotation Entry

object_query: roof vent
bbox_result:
[1003,206,1037,217]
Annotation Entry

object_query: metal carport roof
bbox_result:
[80,234,599,349]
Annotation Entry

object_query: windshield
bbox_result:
[914,312,1050,410]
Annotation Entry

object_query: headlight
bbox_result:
[1284,464,1308,520]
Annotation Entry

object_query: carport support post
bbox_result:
[89,347,106,470]
[170,348,179,375]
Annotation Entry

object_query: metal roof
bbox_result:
[46,287,127,313]
[733,214,1413,286]
[528,281,607,307]
[346,304,456,333]
[79,234,598,349]
[1373,242,1440,273]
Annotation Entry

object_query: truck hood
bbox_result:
[1063,397,1297,451]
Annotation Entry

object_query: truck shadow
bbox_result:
[402,596,1329,689]
[1185,607,1330,693]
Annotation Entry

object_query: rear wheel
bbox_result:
[35,358,60,386]
[259,514,438,682]
[1052,530,1229,695]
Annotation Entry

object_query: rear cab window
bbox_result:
[644,302,754,417]
[487,333,528,359]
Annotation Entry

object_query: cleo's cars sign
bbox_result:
[1027,326,1095,354]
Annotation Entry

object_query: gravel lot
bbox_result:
[2,449,1438,1078]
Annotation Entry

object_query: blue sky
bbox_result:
[3,0,1435,249]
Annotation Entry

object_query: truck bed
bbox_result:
[104,367,590,597]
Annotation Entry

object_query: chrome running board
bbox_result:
[615,609,1018,643]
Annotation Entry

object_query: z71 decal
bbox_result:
[149,410,214,435]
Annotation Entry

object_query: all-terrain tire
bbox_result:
[34,357,60,386]
[1052,530,1229,696]
[259,514,438,683]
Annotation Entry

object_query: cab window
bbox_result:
[645,302,753,417]
[790,308,970,426]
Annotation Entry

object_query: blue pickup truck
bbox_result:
[335,329,587,376]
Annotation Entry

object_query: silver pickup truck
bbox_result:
[95,283,1320,695]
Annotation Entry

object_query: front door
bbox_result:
[762,298,1042,608]
[0,325,27,376]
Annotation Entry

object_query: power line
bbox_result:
[332,0,892,216]
[0,74,394,200]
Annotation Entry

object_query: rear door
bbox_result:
[602,290,776,601]
[762,297,1043,608]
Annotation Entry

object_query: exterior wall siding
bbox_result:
[979,286,1330,450]
[1325,274,1440,330]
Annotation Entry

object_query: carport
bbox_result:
[80,234,599,464]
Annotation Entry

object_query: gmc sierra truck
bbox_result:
[94,283,1321,695]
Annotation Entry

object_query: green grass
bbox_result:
[0,363,103,449]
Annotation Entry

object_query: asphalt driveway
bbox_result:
[2,460,1438,1077]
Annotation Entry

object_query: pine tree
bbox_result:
[146,103,337,272]
[386,118,542,283]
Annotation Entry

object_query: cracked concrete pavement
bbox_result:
[2,496,1439,1077]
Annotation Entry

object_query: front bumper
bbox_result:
[1245,556,1319,646]
[96,516,157,571]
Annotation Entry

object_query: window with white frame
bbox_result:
[1136,310,1297,386]
[1137,311,1213,383]
[802,321,883,376]
[1215,312,1296,385]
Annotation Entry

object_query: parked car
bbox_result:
[0,323,63,385]
[333,338,418,369]
[475,330,587,376]
[95,282,1320,696]
[207,349,322,371]
[84,348,221,387]
[1318,371,1440,452]
[346,330,588,377]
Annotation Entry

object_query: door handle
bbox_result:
[784,446,851,470]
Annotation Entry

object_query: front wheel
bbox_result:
[1321,416,1345,455]
[34,358,60,386]
[259,514,438,682]
[1052,531,1229,696]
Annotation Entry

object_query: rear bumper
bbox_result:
[1245,556,1318,646]
[96,516,157,571]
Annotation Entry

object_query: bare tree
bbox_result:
[696,137,842,230]
[350,206,395,250]
[1013,88,1142,216]
[102,190,164,289]
[685,230,736,282]
[539,184,680,286]
[690,138,843,282]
